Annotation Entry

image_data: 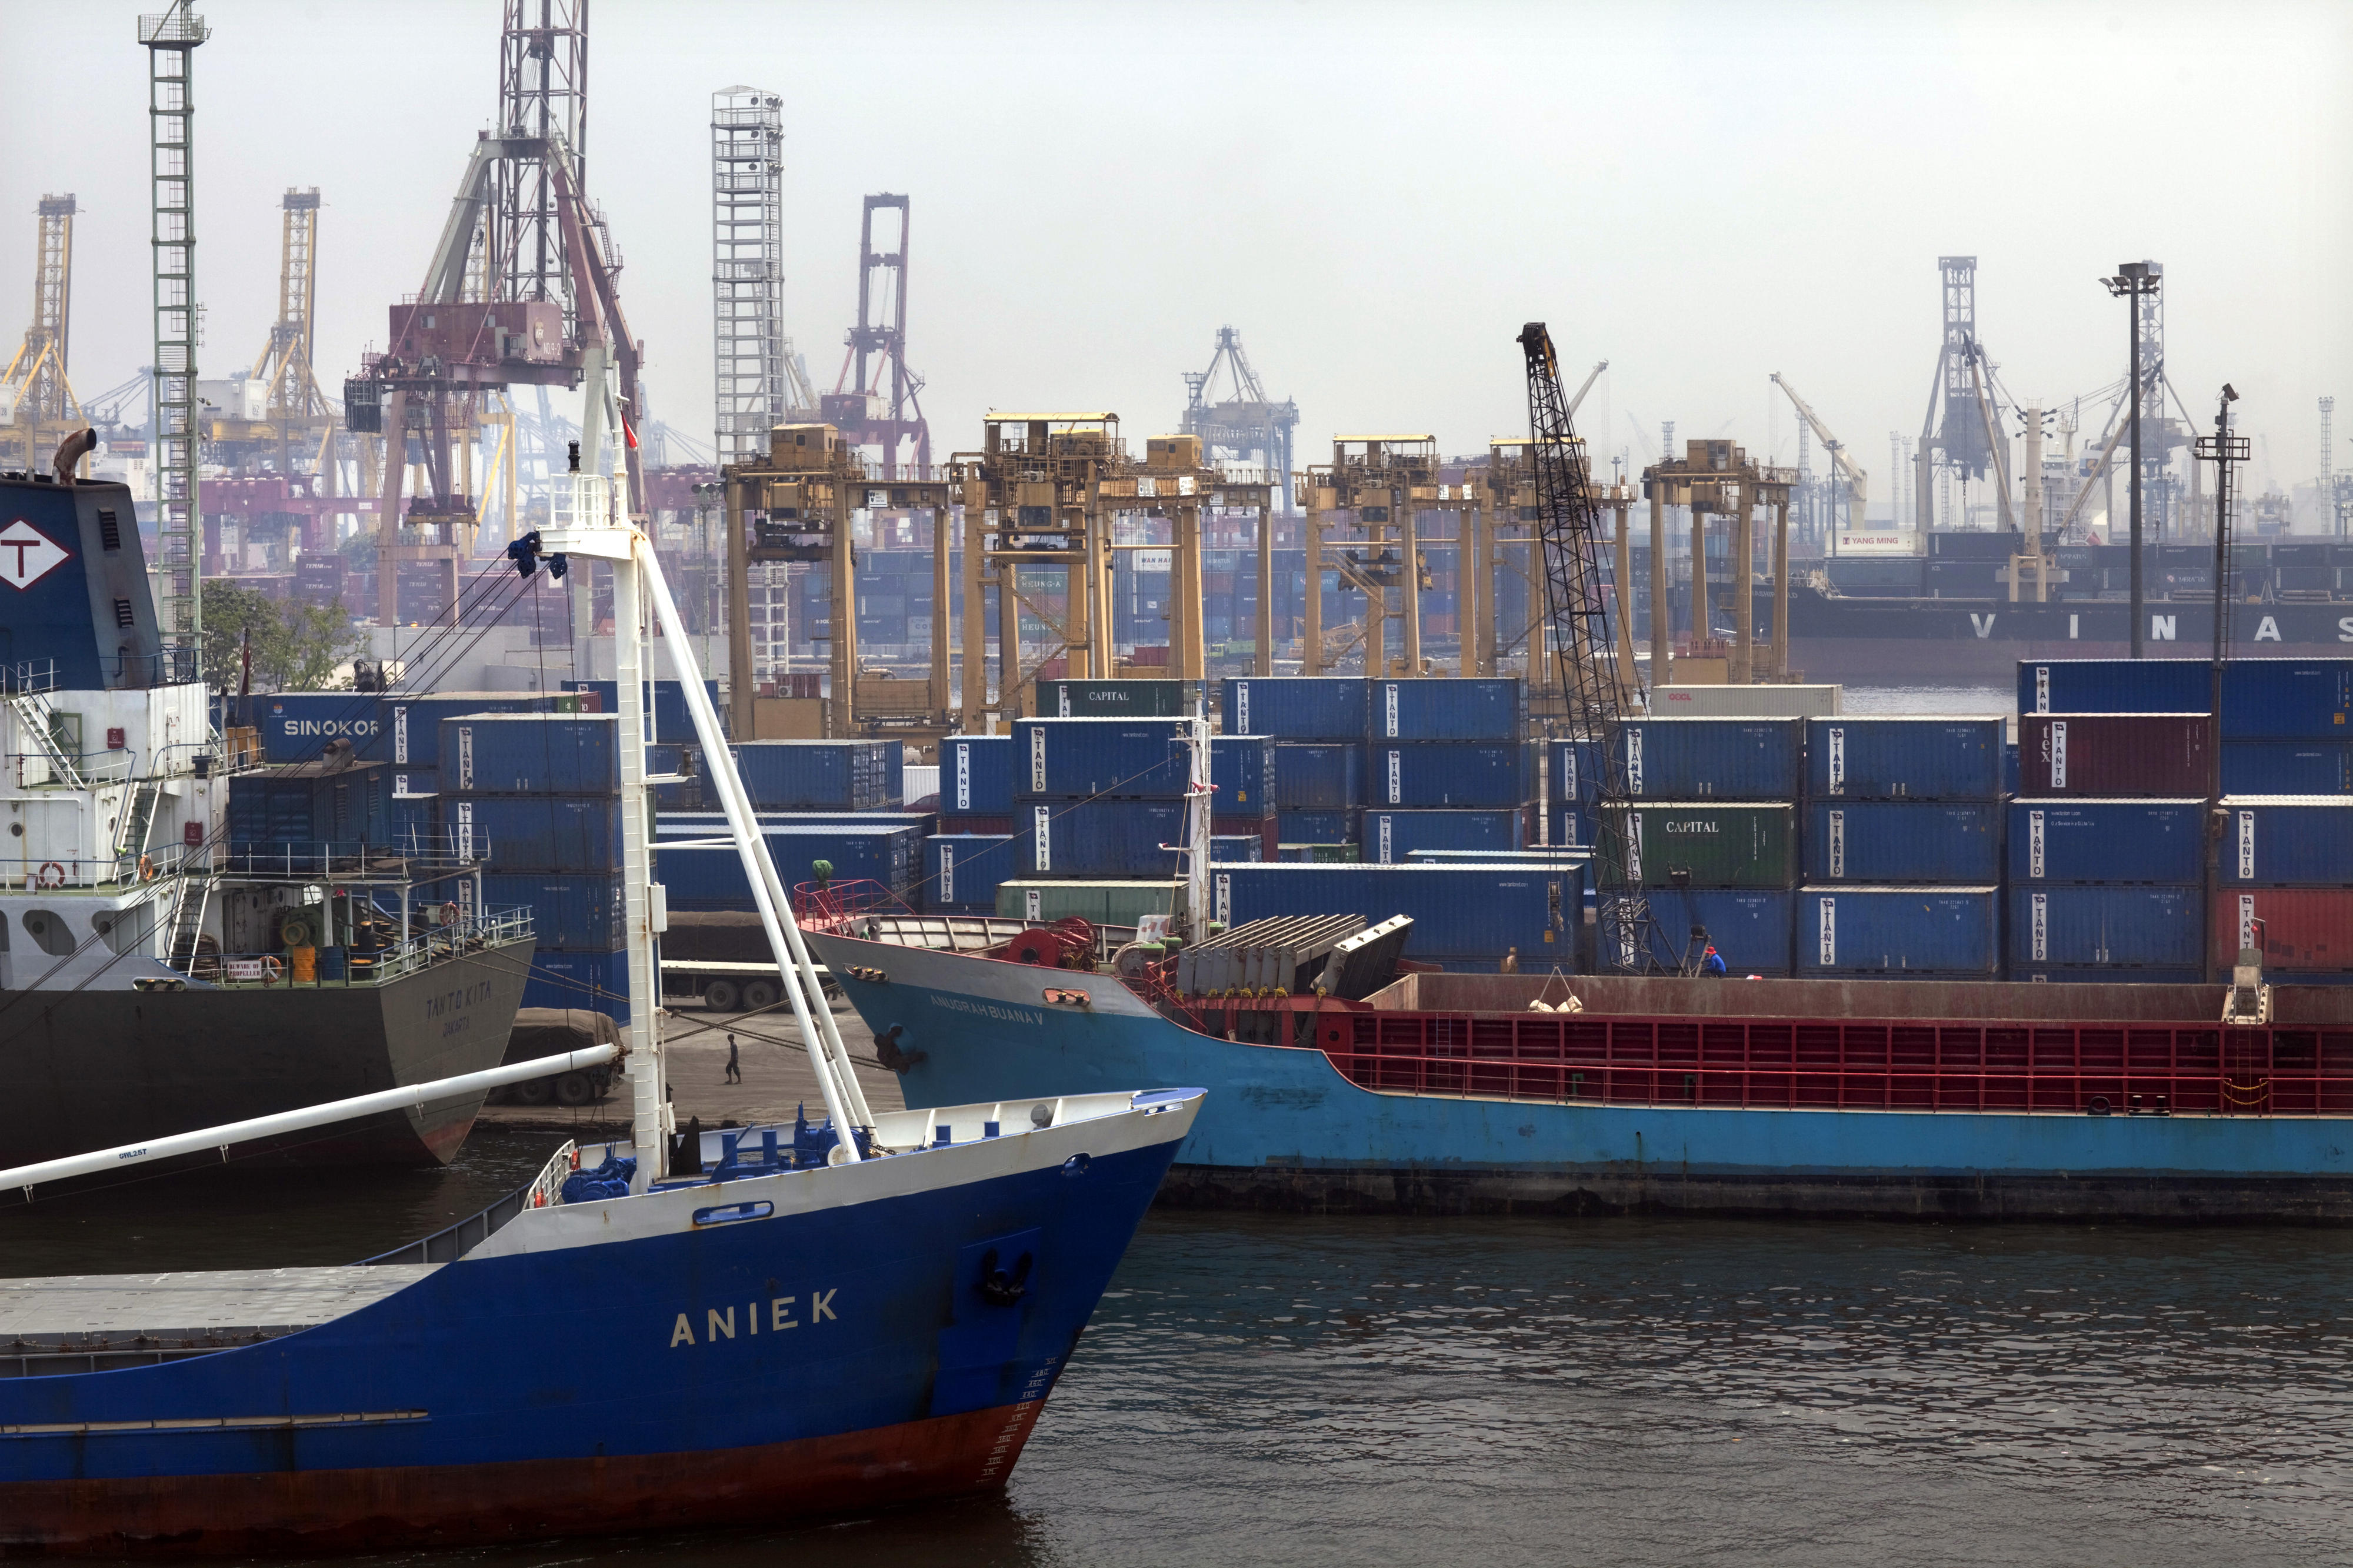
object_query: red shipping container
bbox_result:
[2215,886,2353,972]
[2018,712,2212,796]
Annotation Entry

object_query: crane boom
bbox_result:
[1770,372,1869,526]
[1567,359,1607,417]
[1519,322,1674,974]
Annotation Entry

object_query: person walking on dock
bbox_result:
[725,1033,742,1084]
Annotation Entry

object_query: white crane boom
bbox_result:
[1567,360,1607,417]
[1770,372,1868,524]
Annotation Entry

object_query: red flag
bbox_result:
[621,412,639,451]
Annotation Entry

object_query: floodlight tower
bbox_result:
[141,3,209,661]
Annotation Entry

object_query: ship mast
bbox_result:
[536,368,872,1188]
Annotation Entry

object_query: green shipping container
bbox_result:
[1034,679,1202,718]
[1597,800,1797,889]
[995,879,1185,926]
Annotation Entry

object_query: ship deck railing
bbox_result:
[364,1140,578,1265]
[189,906,535,989]
[211,840,486,883]
[797,881,1139,961]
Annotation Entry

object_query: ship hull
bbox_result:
[0,1092,1194,1555]
[0,940,535,1168]
[805,929,2353,1222]
[1783,587,2353,683]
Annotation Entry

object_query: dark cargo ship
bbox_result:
[0,468,533,1169]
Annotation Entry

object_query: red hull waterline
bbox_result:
[0,1400,1047,1557]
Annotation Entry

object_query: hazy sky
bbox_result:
[4,0,2348,495]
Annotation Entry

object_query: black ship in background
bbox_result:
[0,465,531,1169]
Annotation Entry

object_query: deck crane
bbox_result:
[1519,322,1678,975]
[1769,373,1868,533]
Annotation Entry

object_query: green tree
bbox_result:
[198,582,366,695]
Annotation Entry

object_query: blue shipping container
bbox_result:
[225,764,388,848]
[561,680,724,745]
[2219,796,2353,885]
[1367,742,1524,808]
[1612,717,1805,798]
[483,873,625,950]
[655,824,923,909]
[1798,886,2001,976]
[1362,808,1527,863]
[2005,885,2204,970]
[1370,678,1523,741]
[2221,741,2353,796]
[1805,717,2004,799]
[1012,717,1189,799]
[1209,736,1275,813]
[2220,660,2353,739]
[1278,808,1361,844]
[453,795,625,872]
[255,692,385,763]
[941,735,1016,815]
[1631,888,1795,976]
[441,712,621,795]
[1023,800,1187,878]
[1549,803,1596,850]
[2005,799,2206,884]
[1211,835,1264,863]
[523,949,631,1022]
[1221,677,1367,740]
[1274,743,1361,809]
[2017,658,2207,716]
[378,694,558,768]
[709,740,892,810]
[1207,861,1579,963]
[1805,800,2002,884]
[922,833,1018,912]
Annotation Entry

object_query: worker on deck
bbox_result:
[1500,947,1519,975]
[1702,944,1727,979]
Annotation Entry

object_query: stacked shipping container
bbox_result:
[444,712,632,1019]
[1798,717,2004,979]
[1362,679,1532,862]
[1597,717,1804,975]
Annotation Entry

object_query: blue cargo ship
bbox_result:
[0,1091,1199,1552]
[802,900,2353,1220]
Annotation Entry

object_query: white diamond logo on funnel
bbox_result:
[0,521,68,590]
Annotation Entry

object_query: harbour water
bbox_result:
[14,1132,2353,1567]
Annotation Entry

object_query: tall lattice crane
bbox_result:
[1519,322,1676,974]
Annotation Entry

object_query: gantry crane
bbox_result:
[208,190,336,476]
[1769,373,1867,534]
[1,195,85,476]
[1519,322,1675,974]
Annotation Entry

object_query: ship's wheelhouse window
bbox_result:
[20,909,74,956]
